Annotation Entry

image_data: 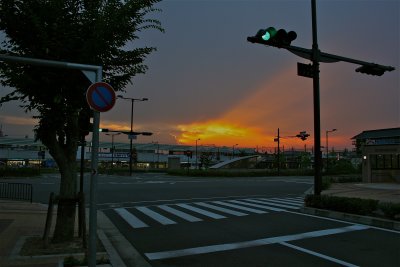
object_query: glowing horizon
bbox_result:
[174,67,350,149]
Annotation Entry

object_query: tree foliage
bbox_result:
[0,0,163,242]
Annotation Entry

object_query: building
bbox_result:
[0,136,255,169]
[352,127,400,183]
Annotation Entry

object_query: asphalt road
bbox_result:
[4,173,400,266]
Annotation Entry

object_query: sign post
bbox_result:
[86,81,115,267]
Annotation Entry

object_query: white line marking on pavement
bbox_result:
[158,205,202,222]
[280,242,359,267]
[268,198,304,205]
[115,208,148,228]
[176,203,226,219]
[212,201,267,214]
[228,200,285,212]
[144,224,369,260]
[136,206,176,225]
[98,194,276,209]
[195,202,248,216]
[244,199,299,209]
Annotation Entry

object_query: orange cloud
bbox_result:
[177,120,270,147]
[175,66,315,148]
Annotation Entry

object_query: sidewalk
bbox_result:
[0,199,150,267]
[0,200,62,267]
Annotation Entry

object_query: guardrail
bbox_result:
[0,182,33,203]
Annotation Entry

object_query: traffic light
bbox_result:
[79,108,93,136]
[247,27,297,47]
[355,65,386,76]
[296,131,310,141]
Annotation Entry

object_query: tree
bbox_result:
[0,0,163,242]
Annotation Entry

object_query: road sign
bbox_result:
[128,134,137,140]
[297,62,314,78]
[86,82,116,112]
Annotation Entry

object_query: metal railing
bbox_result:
[0,182,32,202]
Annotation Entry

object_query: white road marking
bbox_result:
[115,208,148,228]
[144,224,369,260]
[136,206,176,225]
[158,205,202,222]
[212,201,267,214]
[280,242,359,267]
[195,202,248,216]
[269,198,304,205]
[244,199,300,209]
[228,200,285,212]
[176,203,226,219]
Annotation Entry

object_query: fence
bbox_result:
[0,182,33,202]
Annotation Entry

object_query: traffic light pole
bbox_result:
[311,0,322,195]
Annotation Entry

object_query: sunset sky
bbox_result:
[0,0,399,151]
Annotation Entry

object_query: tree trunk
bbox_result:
[53,159,78,243]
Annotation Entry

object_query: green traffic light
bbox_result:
[263,27,277,41]
[261,32,271,41]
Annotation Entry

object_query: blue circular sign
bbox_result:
[86,82,116,112]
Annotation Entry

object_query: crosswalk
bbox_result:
[111,196,304,229]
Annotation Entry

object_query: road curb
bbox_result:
[300,207,400,231]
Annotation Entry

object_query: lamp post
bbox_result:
[195,138,200,169]
[117,95,148,176]
[105,132,121,169]
[326,128,337,174]
[152,141,160,169]
[232,144,238,159]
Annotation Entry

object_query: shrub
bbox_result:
[379,202,400,221]
[304,194,379,216]
[0,167,41,177]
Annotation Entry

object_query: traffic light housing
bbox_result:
[296,131,310,141]
[355,65,386,76]
[79,108,93,136]
[247,27,297,47]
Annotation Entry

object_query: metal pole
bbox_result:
[111,135,114,169]
[195,140,198,169]
[88,68,102,267]
[311,0,322,195]
[129,99,134,176]
[326,130,329,174]
[277,128,280,176]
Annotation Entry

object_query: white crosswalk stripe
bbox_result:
[136,206,177,225]
[113,196,304,229]
[177,203,226,219]
[228,199,285,212]
[243,199,299,209]
[195,202,248,216]
[115,208,148,228]
[158,205,203,222]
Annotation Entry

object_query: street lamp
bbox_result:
[195,138,200,169]
[326,128,337,174]
[152,141,160,169]
[117,95,148,176]
[105,132,121,169]
[232,144,238,159]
